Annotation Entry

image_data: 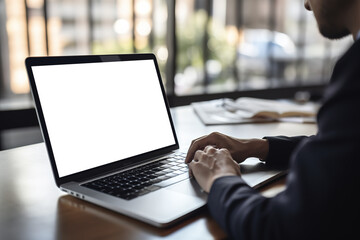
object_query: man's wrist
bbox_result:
[249,138,269,161]
[209,174,239,193]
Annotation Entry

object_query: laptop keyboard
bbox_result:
[82,152,188,200]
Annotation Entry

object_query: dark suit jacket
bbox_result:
[208,40,360,239]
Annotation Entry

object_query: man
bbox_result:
[185,0,360,239]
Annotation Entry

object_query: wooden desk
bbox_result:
[0,106,316,240]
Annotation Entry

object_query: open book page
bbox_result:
[191,98,320,125]
[223,97,319,119]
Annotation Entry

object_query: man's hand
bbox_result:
[185,132,269,164]
[188,145,241,193]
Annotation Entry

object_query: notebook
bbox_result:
[25,53,285,227]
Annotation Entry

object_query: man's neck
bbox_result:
[348,2,360,40]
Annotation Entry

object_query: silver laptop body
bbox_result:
[25,54,284,227]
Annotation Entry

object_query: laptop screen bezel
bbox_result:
[25,53,180,187]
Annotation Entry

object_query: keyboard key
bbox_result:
[173,170,184,175]
[177,163,188,168]
[119,193,138,200]
[157,175,171,181]
[146,185,161,192]
[140,181,152,187]
[161,164,173,168]
[165,173,178,178]
[137,189,150,196]
[145,174,157,179]
[153,171,167,176]
[170,166,182,170]
[150,178,162,184]
[133,185,145,190]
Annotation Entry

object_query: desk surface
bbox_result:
[0,106,317,240]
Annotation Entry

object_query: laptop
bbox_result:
[25,53,285,227]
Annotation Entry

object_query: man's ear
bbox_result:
[304,0,312,11]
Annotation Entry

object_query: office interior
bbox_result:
[0,0,353,150]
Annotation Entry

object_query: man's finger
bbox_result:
[187,161,194,177]
[185,140,201,163]
[194,149,204,161]
[185,138,208,163]
[188,160,200,177]
[185,135,216,163]
[204,145,218,154]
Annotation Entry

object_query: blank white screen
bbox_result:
[32,60,176,177]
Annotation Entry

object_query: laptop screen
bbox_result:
[31,59,176,178]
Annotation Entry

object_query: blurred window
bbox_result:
[0,0,353,103]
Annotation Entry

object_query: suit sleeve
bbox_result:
[263,136,309,167]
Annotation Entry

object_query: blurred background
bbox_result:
[0,0,353,149]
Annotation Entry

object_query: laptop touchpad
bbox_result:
[166,179,208,200]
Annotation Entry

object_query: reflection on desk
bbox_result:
[57,195,226,240]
